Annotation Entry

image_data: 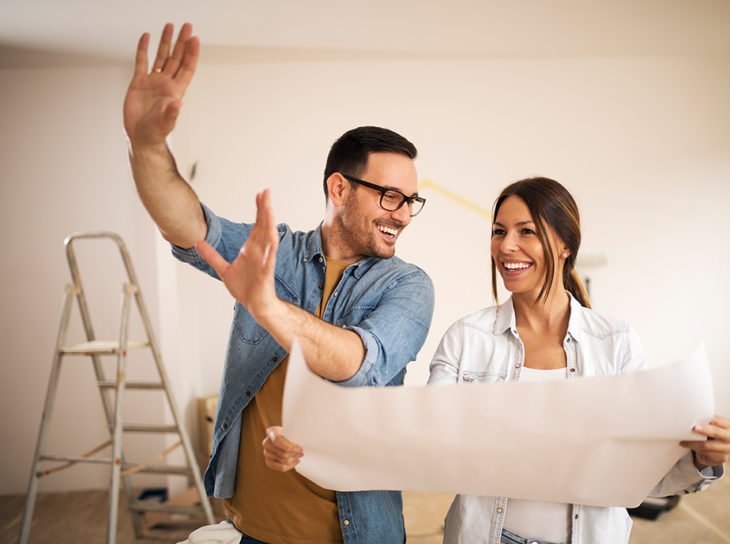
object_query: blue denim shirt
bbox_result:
[172,203,435,543]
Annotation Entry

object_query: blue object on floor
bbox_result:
[137,487,168,502]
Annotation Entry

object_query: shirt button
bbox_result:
[569,368,576,373]
[334,291,338,296]
[343,519,350,526]
[223,423,228,429]
[318,285,323,290]
[245,390,252,396]
[272,356,278,362]
[496,507,504,514]
[319,257,323,263]
[515,363,521,368]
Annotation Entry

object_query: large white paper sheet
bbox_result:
[282,341,713,507]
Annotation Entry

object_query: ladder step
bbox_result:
[98,380,164,390]
[122,424,179,433]
[40,454,111,466]
[122,464,193,476]
[38,455,192,476]
[128,501,207,516]
[60,339,149,355]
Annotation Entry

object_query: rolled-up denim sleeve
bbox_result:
[338,269,435,387]
[170,203,251,279]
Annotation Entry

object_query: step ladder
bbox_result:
[19,232,215,544]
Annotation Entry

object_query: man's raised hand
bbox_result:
[123,23,199,147]
[196,190,281,321]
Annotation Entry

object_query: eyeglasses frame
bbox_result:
[340,174,426,217]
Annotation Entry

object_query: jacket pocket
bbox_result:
[461,370,506,383]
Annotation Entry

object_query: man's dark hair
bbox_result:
[323,126,417,200]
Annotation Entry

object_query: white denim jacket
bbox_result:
[428,294,723,544]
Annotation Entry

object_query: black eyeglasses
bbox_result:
[341,174,426,216]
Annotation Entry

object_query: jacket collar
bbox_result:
[493,292,585,342]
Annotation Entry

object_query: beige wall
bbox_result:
[1,52,728,494]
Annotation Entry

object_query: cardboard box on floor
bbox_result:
[197,394,218,459]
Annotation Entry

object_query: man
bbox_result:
[123,23,435,543]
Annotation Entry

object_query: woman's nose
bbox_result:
[499,231,518,252]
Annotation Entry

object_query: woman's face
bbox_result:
[491,195,567,298]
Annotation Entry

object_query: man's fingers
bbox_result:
[245,189,279,266]
[152,23,174,72]
[254,190,270,230]
[175,36,200,88]
[253,189,279,246]
[262,427,302,473]
[264,456,299,472]
[165,22,192,75]
[196,240,231,279]
[134,33,150,78]
[266,426,302,453]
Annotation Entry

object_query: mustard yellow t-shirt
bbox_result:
[225,258,350,544]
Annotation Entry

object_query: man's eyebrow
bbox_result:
[385,186,420,198]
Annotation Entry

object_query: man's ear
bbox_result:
[327,173,350,206]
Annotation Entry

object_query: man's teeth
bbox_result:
[504,262,530,270]
[378,225,398,236]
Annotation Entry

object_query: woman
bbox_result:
[428,177,729,544]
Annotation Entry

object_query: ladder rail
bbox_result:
[106,284,134,544]
[66,232,145,539]
[18,284,77,544]
[133,287,215,523]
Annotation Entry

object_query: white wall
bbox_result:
[176,53,730,395]
[2,51,728,495]
[0,62,167,494]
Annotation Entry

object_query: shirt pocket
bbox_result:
[231,303,267,344]
[460,370,506,383]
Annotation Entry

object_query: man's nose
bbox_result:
[391,202,412,226]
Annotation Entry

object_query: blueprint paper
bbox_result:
[282,341,713,507]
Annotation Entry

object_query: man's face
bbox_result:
[338,152,419,260]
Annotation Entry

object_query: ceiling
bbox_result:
[1,0,730,68]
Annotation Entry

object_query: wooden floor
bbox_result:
[2,470,729,544]
[0,490,207,544]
